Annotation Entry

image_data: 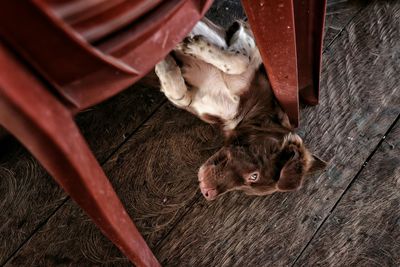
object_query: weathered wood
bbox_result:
[152,1,400,266]
[323,0,368,49]
[294,118,399,267]
[76,85,163,163]
[0,85,164,265]
[6,104,222,266]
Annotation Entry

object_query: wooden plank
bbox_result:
[294,118,400,267]
[0,85,164,265]
[152,1,400,266]
[5,104,222,266]
[323,0,368,49]
[75,85,164,163]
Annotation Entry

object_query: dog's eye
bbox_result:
[248,172,259,182]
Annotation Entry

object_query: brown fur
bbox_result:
[198,67,326,200]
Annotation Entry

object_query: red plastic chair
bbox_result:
[242,0,327,126]
[0,1,212,266]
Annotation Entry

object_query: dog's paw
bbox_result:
[155,55,178,76]
[177,35,211,56]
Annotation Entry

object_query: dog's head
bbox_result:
[198,131,326,200]
[198,67,327,200]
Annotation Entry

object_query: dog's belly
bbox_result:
[191,91,239,122]
[180,58,240,122]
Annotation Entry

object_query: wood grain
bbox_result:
[77,86,164,163]
[323,0,368,49]
[6,104,222,266]
[153,1,400,266]
[294,118,399,267]
[0,85,164,265]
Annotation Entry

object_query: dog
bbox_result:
[155,18,327,201]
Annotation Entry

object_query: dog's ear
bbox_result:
[276,134,328,191]
[276,133,308,191]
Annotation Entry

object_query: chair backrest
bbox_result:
[0,0,212,111]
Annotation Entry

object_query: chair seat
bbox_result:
[45,0,163,43]
[0,0,212,111]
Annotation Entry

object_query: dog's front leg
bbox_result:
[177,35,250,75]
[155,55,192,107]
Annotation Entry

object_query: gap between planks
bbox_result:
[290,113,400,267]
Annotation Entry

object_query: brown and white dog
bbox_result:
[155,19,327,201]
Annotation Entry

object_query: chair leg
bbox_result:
[294,0,327,105]
[242,0,299,127]
[0,45,160,267]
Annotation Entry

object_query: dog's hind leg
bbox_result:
[155,55,192,107]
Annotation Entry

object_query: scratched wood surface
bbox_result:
[0,85,164,265]
[323,0,368,49]
[2,0,400,266]
[294,119,399,267]
[5,104,223,266]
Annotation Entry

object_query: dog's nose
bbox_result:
[200,186,217,200]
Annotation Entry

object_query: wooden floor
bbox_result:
[1,0,399,266]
